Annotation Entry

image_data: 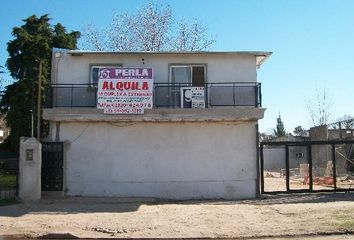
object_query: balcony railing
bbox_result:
[45,82,262,108]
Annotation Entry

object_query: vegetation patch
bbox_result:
[333,213,354,230]
[0,174,17,190]
[0,198,19,207]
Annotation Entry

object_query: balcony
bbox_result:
[45,82,262,108]
[43,82,265,123]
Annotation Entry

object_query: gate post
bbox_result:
[19,137,42,201]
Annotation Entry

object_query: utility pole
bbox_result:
[37,60,43,140]
[31,110,34,137]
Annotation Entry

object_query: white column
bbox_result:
[19,137,42,201]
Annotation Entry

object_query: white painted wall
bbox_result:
[59,121,258,199]
[56,53,257,84]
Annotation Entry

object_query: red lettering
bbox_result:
[131,82,138,90]
[102,80,150,92]
[136,82,142,90]
[142,82,148,90]
[102,81,108,90]
[123,82,131,90]
[116,82,123,91]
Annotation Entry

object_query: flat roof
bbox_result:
[64,50,272,68]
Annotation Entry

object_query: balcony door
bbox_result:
[169,65,206,107]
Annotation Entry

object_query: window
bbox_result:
[90,64,122,84]
[170,65,206,86]
[162,65,206,107]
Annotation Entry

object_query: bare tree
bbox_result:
[80,24,106,51]
[107,13,140,51]
[306,88,334,127]
[335,114,354,129]
[174,19,216,51]
[80,1,215,51]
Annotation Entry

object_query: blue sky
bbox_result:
[1,0,354,133]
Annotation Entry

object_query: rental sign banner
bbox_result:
[97,67,153,114]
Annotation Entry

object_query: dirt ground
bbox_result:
[1,193,354,239]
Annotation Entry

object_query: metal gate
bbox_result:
[0,152,18,199]
[41,142,63,191]
[260,140,354,194]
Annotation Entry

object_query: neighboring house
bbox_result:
[329,129,354,140]
[42,49,271,199]
[310,125,354,174]
[269,135,308,142]
[263,135,309,171]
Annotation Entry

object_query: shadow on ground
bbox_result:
[0,197,148,217]
[150,192,354,206]
[0,192,353,217]
[242,192,354,205]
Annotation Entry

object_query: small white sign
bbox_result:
[181,87,205,108]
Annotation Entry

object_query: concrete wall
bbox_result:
[309,125,328,140]
[309,126,331,172]
[263,146,308,171]
[55,53,257,84]
[263,147,286,171]
[58,121,258,199]
[329,129,354,140]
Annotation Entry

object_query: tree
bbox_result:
[0,65,12,90]
[260,132,275,141]
[174,19,216,51]
[1,15,80,151]
[274,114,286,137]
[335,115,354,129]
[81,1,215,51]
[306,88,334,127]
[0,65,5,90]
[0,65,4,75]
[293,125,307,137]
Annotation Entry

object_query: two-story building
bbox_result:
[43,49,271,199]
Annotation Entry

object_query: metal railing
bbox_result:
[45,82,262,108]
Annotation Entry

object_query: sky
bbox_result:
[1,0,354,133]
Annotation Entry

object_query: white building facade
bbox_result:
[43,50,271,199]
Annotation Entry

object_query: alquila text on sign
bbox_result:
[97,68,153,114]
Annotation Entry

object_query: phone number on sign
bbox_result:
[103,108,145,114]
[98,103,151,108]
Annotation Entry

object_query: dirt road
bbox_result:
[1,193,354,239]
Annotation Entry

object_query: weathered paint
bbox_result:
[44,51,268,199]
[59,121,258,199]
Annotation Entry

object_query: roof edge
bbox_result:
[66,49,271,56]
[59,49,272,67]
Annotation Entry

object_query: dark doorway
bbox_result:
[41,142,63,191]
[192,66,205,86]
